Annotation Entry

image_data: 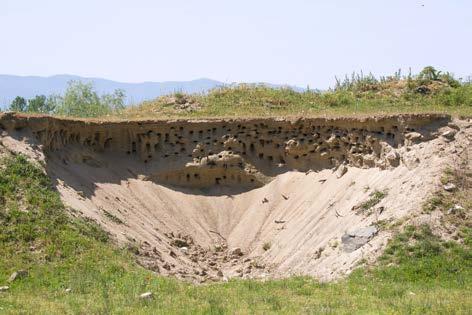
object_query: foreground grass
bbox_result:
[0,155,471,314]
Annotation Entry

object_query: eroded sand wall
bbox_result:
[1,113,464,282]
[0,113,450,188]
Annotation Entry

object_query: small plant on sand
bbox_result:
[102,209,125,225]
[262,242,271,251]
[354,189,387,215]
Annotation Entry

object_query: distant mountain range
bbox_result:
[0,74,304,108]
[0,75,225,107]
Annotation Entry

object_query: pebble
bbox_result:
[336,164,348,178]
[441,130,456,141]
[8,270,28,283]
[140,292,153,300]
[447,204,464,214]
[443,183,456,191]
[230,247,243,256]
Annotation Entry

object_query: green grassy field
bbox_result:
[119,69,472,120]
[0,155,471,314]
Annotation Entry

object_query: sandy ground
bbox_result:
[1,114,470,282]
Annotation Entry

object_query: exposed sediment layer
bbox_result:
[1,113,466,282]
[0,113,450,188]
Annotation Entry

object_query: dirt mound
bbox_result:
[0,113,469,282]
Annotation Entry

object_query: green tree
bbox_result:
[26,95,55,113]
[418,66,441,82]
[9,96,27,112]
[101,89,126,112]
[54,81,126,117]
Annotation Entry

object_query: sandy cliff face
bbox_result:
[0,113,449,188]
[1,113,468,282]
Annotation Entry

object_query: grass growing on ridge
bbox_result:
[0,155,471,314]
[118,68,472,119]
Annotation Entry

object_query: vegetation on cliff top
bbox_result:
[4,66,472,119]
[121,66,472,119]
[0,154,470,314]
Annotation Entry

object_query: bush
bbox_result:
[8,81,126,117]
[9,96,27,112]
[58,81,125,117]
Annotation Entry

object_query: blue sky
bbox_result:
[0,0,471,89]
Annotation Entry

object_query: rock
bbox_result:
[447,122,460,130]
[230,247,243,256]
[217,270,224,277]
[386,150,400,167]
[443,183,456,192]
[140,292,153,299]
[0,286,9,292]
[447,204,464,214]
[65,288,72,293]
[171,239,189,248]
[405,132,423,143]
[336,164,348,178]
[341,226,378,253]
[415,85,430,94]
[8,270,28,283]
[441,129,456,141]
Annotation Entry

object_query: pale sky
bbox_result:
[1,0,471,89]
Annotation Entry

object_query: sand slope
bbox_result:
[1,113,470,282]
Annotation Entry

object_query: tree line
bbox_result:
[8,80,126,118]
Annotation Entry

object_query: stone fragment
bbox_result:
[0,286,9,292]
[336,164,348,178]
[230,247,243,256]
[443,183,456,191]
[341,226,378,253]
[405,132,423,143]
[441,129,456,141]
[386,150,400,167]
[171,239,189,248]
[8,270,28,283]
[447,204,464,214]
[140,292,153,299]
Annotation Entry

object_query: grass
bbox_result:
[114,68,472,120]
[4,67,471,120]
[354,189,388,215]
[102,208,125,225]
[0,154,471,314]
